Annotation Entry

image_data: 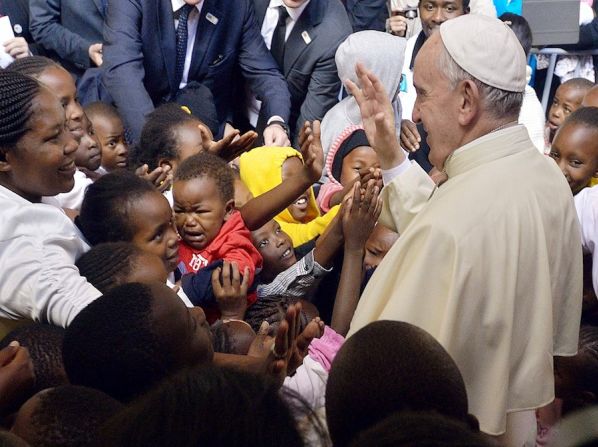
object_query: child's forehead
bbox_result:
[555,123,598,151]
[557,85,587,103]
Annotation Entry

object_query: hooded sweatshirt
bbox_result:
[320,31,406,157]
[239,146,339,247]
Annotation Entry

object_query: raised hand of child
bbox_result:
[299,120,324,184]
[288,317,324,376]
[198,124,258,162]
[359,167,383,191]
[342,180,382,252]
[400,119,421,152]
[345,63,405,170]
[212,261,250,320]
[135,164,172,193]
[0,342,34,415]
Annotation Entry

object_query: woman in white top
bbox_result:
[0,71,101,327]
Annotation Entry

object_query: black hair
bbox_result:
[174,152,234,202]
[84,101,121,123]
[419,0,470,12]
[0,71,42,153]
[77,171,156,245]
[349,411,490,447]
[0,324,67,393]
[326,320,470,447]
[22,386,122,447]
[563,106,598,132]
[244,295,309,335]
[62,283,177,402]
[561,77,595,94]
[6,56,61,79]
[75,242,147,293]
[132,102,200,170]
[499,13,533,57]
[100,366,306,447]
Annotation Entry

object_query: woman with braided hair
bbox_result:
[0,70,101,330]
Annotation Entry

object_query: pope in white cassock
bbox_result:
[346,14,583,440]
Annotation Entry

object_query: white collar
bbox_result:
[268,0,311,22]
[171,0,203,12]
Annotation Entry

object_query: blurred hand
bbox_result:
[298,120,324,184]
[387,15,408,36]
[199,124,257,162]
[263,123,290,147]
[135,164,172,192]
[0,342,34,415]
[3,37,29,59]
[342,180,382,252]
[212,261,249,320]
[88,43,103,66]
[400,119,421,152]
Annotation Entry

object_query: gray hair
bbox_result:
[437,43,523,120]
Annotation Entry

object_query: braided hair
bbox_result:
[77,171,156,246]
[244,294,308,335]
[0,71,42,152]
[6,56,61,79]
[132,102,200,170]
[76,242,146,294]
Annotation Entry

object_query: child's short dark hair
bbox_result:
[350,411,490,447]
[499,13,533,57]
[561,77,594,94]
[132,103,199,170]
[0,324,67,392]
[76,242,146,293]
[563,106,598,131]
[174,152,234,203]
[6,56,61,78]
[326,321,471,447]
[100,366,306,447]
[23,386,122,447]
[244,295,309,335]
[84,101,121,123]
[63,283,173,401]
[77,171,155,245]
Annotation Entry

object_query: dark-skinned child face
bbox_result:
[251,220,297,279]
[150,283,214,367]
[37,66,84,142]
[363,224,399,271]
[128,191,180,273]
[173,176,234,251]
[3,88,78,203]
[550,123,598,195]
[91,114,128,172]
[281,156,309,222]
[548,85,585,138]
[72,115,102,171]
[339,145,380,186]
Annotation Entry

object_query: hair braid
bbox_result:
[6,56,61,78]
[0,71,42,150]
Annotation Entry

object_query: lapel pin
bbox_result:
[206,13,219,25]
[13,24,22,34]
[301,30,311,44]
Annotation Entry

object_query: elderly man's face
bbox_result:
[412,34,462,170]
[419,0,467,37]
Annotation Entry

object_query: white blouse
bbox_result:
[0,185,101,327]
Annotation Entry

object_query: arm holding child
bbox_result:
[331,180,382,336]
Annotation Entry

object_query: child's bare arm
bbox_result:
[331,181,382,336]
[312,211,344,269]
[240,121,324,231]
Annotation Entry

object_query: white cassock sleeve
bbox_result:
[575,186,598,297]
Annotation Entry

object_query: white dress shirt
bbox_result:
[247,0,310,126]
[172,0,204,90]
[0,185,101,327]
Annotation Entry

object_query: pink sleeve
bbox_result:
[308,325,345,372]
[316,182,344,213]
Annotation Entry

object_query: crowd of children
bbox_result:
[0,7,597,447]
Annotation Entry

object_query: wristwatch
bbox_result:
[267,120,290,137]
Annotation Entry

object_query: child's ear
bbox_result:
[223,199,235,221]
[0,150,11,173]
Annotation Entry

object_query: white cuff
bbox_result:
[382,157,412,185]
[267,116,285,125]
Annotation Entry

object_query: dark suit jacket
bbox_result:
[29,0,105,77]
[254,0,352,139]
[102,0,291,143]
[0,0,44,55]
[344,0,387,32]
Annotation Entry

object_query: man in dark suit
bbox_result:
[250,0,352,142]
[0,0,44,57]
[29,0,105,78]
[344,0,387,32]
[102,0,292,145]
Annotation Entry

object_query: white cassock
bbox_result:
[348,125,583,436]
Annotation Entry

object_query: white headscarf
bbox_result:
[320,31,407,158]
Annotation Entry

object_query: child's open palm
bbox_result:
[342,180,382,251]
[298,120,324,184]
[211,261,250,320]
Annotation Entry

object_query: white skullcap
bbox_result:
[439,14,527,93]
